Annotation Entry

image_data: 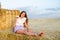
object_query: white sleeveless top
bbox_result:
[15,17,26,26]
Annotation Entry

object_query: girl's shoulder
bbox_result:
[14,16,19,20]
[16,16,19,18]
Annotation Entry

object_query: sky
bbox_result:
[0,0,60,18]
[0,0,60,9]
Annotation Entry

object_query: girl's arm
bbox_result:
[12,17,17,31]
[24,21,30,32]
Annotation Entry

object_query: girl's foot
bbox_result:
[38,32,44,36]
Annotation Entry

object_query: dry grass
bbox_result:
[29,18,60,40]
[0,18,60,40]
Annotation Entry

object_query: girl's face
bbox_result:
[21,13,25,18]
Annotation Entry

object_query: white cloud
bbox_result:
[0,0,35,9]
[0,0,60,9]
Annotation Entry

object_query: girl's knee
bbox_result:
[16,30,24,34]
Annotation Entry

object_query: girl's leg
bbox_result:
[16,30,37,36]
[16,30,35,36]
[16,30,44,37]
[26,31,44,37]
[24,31,38,36]
[16,30,24,34]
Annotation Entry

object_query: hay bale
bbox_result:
[0,9,20,30]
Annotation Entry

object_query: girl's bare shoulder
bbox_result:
[14,16,19,21]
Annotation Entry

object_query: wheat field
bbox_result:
[0,18,60,40]
[29,18,60,40]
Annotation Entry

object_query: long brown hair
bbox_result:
[19,11,28,25]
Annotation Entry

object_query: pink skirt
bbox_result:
[14,25,24,33]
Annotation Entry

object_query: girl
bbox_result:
[13,11,44,37]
